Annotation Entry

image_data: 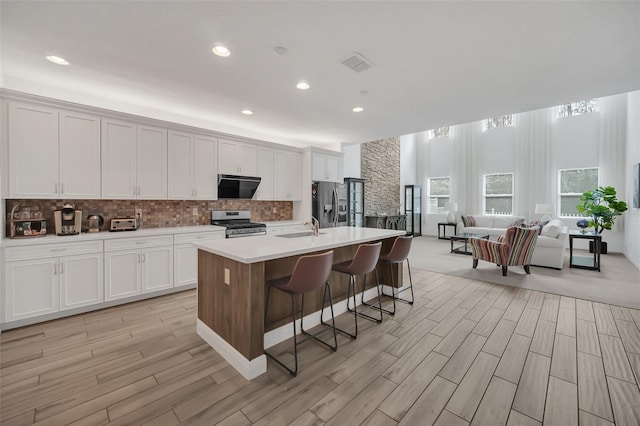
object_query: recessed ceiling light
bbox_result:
[212,44,231,57]
[296,81,310,90]
[46,55,69,65]
[352,106,364,112]
[273,46,288,56]
[241,109,253,115]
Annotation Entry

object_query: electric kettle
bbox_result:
[87,214,104,233]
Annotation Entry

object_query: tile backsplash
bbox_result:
[6,199,293,233]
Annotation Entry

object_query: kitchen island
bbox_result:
[193,226,406,379]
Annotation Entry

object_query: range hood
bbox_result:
[217,174,261,199]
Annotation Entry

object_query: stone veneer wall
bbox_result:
[5,199,292,234]
[361,137,401,216]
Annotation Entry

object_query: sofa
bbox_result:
[458,215,527,237]
[458,215,568,269]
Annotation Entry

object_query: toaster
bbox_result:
[109,217,138,232]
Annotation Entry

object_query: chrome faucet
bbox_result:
[305,216,320,236]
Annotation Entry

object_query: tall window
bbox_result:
[484,173,514,215]
[483,114,513,131]
[428,177,449,213]
[559,168,598,216]
[558,99,599,118]
[429,126,451,139]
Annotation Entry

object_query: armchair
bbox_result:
[470,227,539,276]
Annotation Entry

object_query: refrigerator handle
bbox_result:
[333,188,339,226]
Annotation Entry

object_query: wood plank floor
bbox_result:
[2,267,640,425]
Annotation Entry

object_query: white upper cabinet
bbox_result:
[311,152,343,183]
[102,119,167,199]
[7,102,100,199]
[274,150,302,200]
[218,138,258,176]
[168,131,217,200]
[256,146,274,200]
[59,111,101,198]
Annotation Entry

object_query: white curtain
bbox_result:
[598,93,628,230]
[515,107,554,220]
[451,121,483,215]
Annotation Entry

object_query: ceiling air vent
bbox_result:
[341,52,375,73]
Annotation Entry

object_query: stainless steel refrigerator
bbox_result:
[312,181,348,228]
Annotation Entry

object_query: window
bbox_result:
[429,126,450,139]
[428,177,449,213]
[483,114,513,131]
[484,173,514,215]
[558,99,599,118]
[559,168,598,216]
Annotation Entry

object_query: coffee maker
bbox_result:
[54,203,82,235]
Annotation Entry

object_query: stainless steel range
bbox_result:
[210,210,266,238]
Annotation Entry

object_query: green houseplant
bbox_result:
[576,186,628,234]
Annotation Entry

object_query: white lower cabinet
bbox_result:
[174,231,225,287]
[104,235,174,301]
[4,241,104,322]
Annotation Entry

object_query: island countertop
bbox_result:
[193,226,406,263]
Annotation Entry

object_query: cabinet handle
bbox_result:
[135,241,148,245]
[53,263,57,275]
[60,263,64,274]
[50,248,67,252]
[142,253,146,263]
[61,183,64,194]
[133,185,137,196]
[194,189,197,197]
[54,182,58,193]
[137,253,141,263]
[137,186,141,195]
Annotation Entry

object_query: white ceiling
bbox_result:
[1,1,639,148]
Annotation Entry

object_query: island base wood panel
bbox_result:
[196,236,401,364]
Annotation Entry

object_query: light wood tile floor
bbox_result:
[2,268,640,425]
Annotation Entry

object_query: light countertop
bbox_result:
[193,227,406,264]
[1,225,227,247]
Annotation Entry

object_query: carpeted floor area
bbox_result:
[408,236,640,309]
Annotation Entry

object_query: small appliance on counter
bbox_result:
[55,203,82,235]
[7,203,47,239]
[87,214,104,233]
[110,217,138,232]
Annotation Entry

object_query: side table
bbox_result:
[438,222,457,240]
[569,230,601,272]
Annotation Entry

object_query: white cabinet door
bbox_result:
[217,139,239,174]
[102,119,137,199]
[168,131,193,199]
[174,244,197,287]
[137,125,167,199]
[141,246,173,293]
[325,155,341,182]
[256,147,274,200]
[274,150,302,200]
[59,111,101,199]
[193,135,217,200]
[104,249,140,301]
[312,153,326,182]
[59,253,104,310]
[5,258,59,321]
[238,143,258,176]
[8,102,59,198]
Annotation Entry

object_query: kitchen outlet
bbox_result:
[135,208,142,222]
[272,207,277,213]
[192,207,198,216]
[224,268,230,285]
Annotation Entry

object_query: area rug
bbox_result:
[408,236,640,309]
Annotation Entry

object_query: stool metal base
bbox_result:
[379,258,414,316]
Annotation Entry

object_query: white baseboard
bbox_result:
[196,319,266,380]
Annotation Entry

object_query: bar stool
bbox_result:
[326,242,383,339]
[264,250,337,377]
[378,236,414,315]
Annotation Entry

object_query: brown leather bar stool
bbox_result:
[326,242,383,339]
[377,235,414,315]
[264,250,337,377]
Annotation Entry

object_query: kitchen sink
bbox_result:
[275,231,326,238]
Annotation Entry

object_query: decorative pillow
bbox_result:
[540,219,563,238]
[461,215,476,227]
[530,220,550,234]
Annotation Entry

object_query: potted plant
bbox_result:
[576,186,628,253]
